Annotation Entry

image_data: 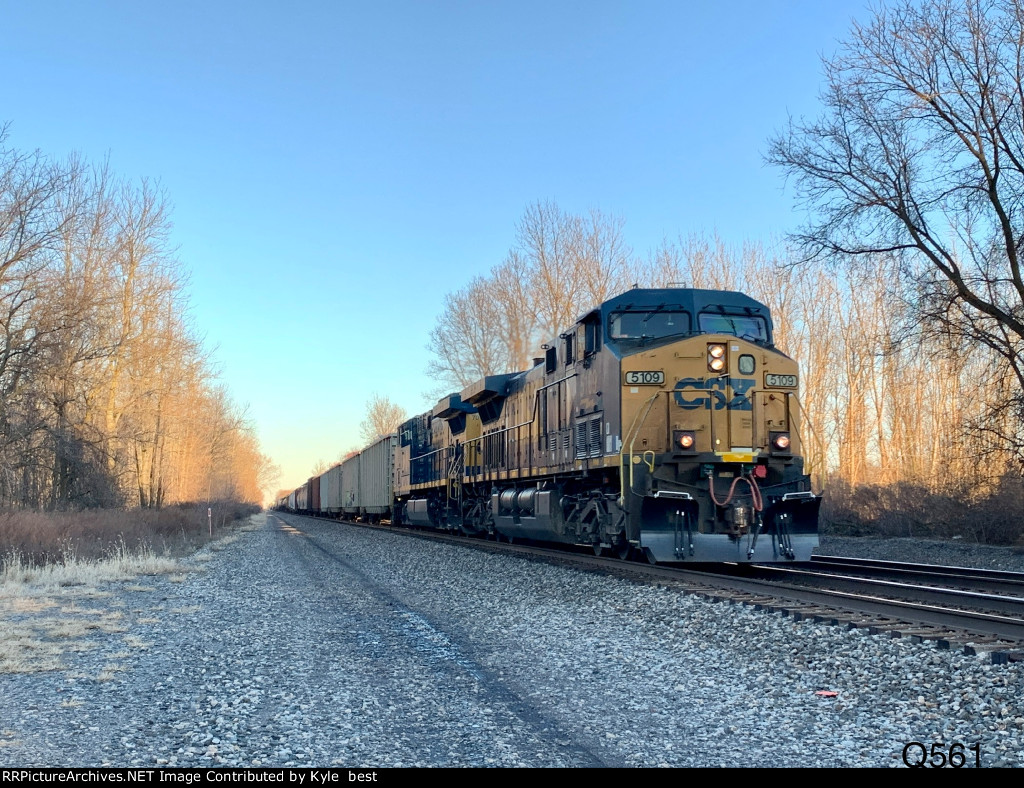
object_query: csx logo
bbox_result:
[674,377,755,410]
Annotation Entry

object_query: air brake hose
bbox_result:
[707,471,763,511]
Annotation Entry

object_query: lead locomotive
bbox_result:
[388,287,820,562]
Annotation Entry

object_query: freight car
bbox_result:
[281,286,820,563]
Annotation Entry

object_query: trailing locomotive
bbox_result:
[281,286,820,563]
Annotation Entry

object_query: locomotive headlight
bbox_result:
[707,344,727,373]
[770,432,791,452]
[673,430,697,452]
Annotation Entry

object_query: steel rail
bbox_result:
[734,563,1024,617]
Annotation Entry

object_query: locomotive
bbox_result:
[281,286,820,563]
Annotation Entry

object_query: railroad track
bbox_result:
[692,561,1024,663]
[723,559,1024,619]
[288,513,1024,664]
[809,554,1024,597]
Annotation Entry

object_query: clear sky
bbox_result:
[3,0,871,496]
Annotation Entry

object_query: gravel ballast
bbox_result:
[1,512,1021,768]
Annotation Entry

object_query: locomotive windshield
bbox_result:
[698,312,769,343]
[609,309,691,341]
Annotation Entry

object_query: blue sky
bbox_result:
[3,0,870,495]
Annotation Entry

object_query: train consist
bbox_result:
[279,287,821,562]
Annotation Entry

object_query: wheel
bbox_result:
[611,532,633,561]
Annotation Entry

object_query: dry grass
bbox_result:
[96,663,126,682]
[1,543,180,591]
[58,604,106,615]
[0,631,64,673]
[209,532,244,551]
[42,619,92,639]
[0,510,263,674]
[823,477,1024,545]
[0,602,132,673]
[10,597,55,614]
[123,635,151,650]
[0,502,261,567]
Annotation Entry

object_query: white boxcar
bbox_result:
[341,452,361,516]
[321,463,344,515]
[359,434,397,519]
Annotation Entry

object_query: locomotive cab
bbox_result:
[606,288,820,562]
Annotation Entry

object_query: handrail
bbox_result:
[463,373,584,478]
[618,391,663,505]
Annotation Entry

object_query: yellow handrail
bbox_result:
[618,392,662,505]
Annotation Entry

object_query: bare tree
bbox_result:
[358,394,406,446]
[426,202,635,391]
[634,232,749,292]
[0,131,77,507]
[0,133,274,511]
[518,201,584,340]
[44,156,123,508]
[576,208,632,305]
[97,177,189,507]
[768,0,1024,463]
[490,250,538,371]
[425,277,509,391]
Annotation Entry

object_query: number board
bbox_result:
[765,373,798,388]
[624,370,665,385]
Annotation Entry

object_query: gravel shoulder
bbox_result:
[1,513,1021,768]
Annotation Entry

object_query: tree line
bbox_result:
[0,129,275,510]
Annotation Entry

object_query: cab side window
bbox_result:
[584,318,601,354]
